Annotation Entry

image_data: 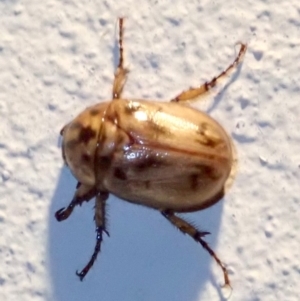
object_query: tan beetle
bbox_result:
[56,18,247,287]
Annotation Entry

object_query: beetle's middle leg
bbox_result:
[170,43,247,103]
[161,209,231,288]
[112,17,129,99]
[76,191,109,281]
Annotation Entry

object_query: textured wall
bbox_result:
[0,1,299,301]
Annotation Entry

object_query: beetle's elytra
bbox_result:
[56,18,247,288]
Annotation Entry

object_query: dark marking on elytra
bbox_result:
[190,174,199,191]
[124,102,141,115]
[196,123,221,147]
[195,136,221,148]
[97,155,113,171]
[82,154,91,163]
[204,166,220,180]
[147,120,169,136]
[134,155,166,171]
[145,180,151,189]
[79,126,97,144]
[115,132,128,147]
[195,164,220,180]
[197,122,208,136]
[113,167,127,180]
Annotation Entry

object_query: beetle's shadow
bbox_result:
[48,168,225,301]
[207,59,245,115]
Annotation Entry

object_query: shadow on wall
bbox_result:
[47,167,224,301]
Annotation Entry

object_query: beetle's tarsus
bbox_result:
[196,233,231,288]
[74,194,109,279]
[75,226,104,280]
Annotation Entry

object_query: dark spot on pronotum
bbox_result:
[66,139,79,149]
[69,122,83,131]
[90,109,100,116]
[79,126,97,144]
[113,167,127,180]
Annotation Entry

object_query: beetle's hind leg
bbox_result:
[161,210,231,288]
[76,191,109,281]
[170,43,247,103]
[112,17,129,99]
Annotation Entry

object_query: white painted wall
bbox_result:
[0,1,299,300]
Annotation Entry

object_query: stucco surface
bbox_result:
[0,1,299,300]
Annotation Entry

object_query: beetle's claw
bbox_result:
[103,228,110,237]
[196,231,210,238]
[94,226,109,237]
[55,208,66,221]
[76,270,85,281]
[55,207,72,221]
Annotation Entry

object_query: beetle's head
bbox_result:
[61,103,108,186]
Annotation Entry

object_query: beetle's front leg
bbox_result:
[161,209,231,288]
[112,17,129,99]
[170,43,247,103]
[76,191,109,281]
[55,183,97,221]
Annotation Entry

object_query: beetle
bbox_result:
[55,18,247,287]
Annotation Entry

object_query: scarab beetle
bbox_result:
[56,18,247,287]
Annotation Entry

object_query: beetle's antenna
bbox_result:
[118,17,124,69]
